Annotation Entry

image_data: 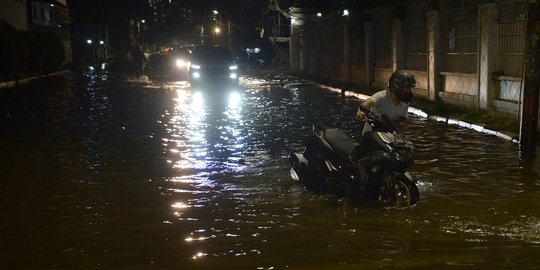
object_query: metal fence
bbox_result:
[319,24,336,74]
[351,23,365,65]
[497,1,527,78]
[440,2,479,74]
[403,7,427,71]
[373,11,392,68]
[332,23,345,65]
[440,19,478,73]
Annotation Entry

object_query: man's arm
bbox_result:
[356,98,375,121]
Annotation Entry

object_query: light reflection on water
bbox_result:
[151,76,540,268]
[162,86,257,263]
[1,72,540,269]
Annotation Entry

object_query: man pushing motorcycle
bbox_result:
[289,69,420,206]
[356,70,416,131]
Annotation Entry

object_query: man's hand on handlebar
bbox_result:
[396,116,407,129]
[356,99,374,122]
[356,108,367,121]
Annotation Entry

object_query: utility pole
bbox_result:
[520,1,540,160]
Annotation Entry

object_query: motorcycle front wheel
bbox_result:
[379,172,420,207]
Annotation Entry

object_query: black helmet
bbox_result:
[389,70,416,103]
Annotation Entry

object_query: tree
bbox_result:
[0,21,18,81]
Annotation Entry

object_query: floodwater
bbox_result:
[1,69,540,269]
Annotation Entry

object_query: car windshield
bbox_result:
[191,46,233,64]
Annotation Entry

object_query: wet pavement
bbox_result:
[1,69,540,269]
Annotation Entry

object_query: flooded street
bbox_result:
[1,69,540,269]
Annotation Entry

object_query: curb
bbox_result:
[0,70,71,91]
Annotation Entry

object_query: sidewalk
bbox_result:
[0,70,70,90]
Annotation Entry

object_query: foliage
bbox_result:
[36,31,65,74]
[0,21,66,82]
[411,97,520,134]
[0,21,18,81]
[108,21,133,59]
[21,31,45,75]
[13,30,30,78]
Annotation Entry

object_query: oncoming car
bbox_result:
[188,45,239,87]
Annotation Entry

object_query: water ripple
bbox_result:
[2,73,540,269]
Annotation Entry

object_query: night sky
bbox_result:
[65,0,296,56]
[67,0,295,25]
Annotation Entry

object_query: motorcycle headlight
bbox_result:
[393,150,405,162]
[393,149,413,164]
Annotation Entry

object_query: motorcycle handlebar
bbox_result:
[358,104,395,132]
[358,104,371,114]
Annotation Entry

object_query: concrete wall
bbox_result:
[290,0,530,120]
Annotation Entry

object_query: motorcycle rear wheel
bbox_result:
[379,172,420,207]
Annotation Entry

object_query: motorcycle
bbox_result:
[288,105,420,206]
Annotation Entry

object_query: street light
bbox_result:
[137,19,146,45]
[213,27,221,44]
[86,39,96,65]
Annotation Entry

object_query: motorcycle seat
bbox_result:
[324,128,361,160]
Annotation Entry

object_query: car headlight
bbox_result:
[190,64,201,70]
[229,65,238,70]
[176,59,188,68]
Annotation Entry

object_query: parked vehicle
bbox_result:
[289,105,420,207]
[188,45,239,87]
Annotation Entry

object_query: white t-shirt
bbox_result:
[370,89,409,121]
[362,89,409,134]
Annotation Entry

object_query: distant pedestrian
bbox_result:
[129,45,148,78]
